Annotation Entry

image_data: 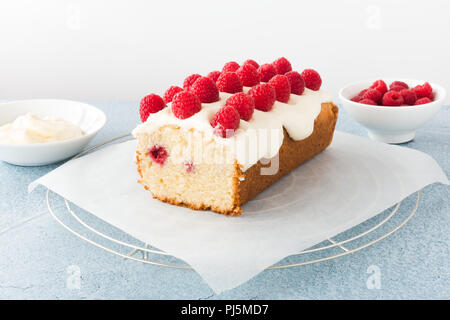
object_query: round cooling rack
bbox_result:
[46,134,421,270]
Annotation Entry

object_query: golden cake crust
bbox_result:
[136,102,338,216]
[238,102,339,208]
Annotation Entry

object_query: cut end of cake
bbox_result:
[135,125,243,216]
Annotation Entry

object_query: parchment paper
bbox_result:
[29,132,449,293]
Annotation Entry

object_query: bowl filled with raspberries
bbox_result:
[339,79,446,144]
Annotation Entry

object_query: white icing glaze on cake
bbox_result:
[133,88,332,171]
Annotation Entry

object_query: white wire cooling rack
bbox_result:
[46,134,421,270]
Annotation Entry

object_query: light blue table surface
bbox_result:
[0,102,448,300]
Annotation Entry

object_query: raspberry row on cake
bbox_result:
[133,57,338,216]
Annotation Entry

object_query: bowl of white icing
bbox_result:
[0,99,106,166]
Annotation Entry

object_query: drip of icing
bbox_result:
[133,88,333,171]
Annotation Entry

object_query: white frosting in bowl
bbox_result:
[0,113,84,144]
[133,88,333,171]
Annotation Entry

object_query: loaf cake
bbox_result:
[132,58,338,216]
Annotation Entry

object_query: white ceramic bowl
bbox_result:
[0,99,106,166]
[339,79,446,144]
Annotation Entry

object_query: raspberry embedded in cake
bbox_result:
[149,145,168,166]
[184,160,195,173]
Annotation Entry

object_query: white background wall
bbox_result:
[0,0,449,103]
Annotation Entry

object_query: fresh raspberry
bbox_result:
[183,74,202,91]
[273,57,292,75]
[216,72,243,94]
[207,71,221,82]
[370,80,388,96]
[390,85,406,92]
[171,91,202,119]
[351,90,371,102]
[163,86,183,103]
[210,105,240,138]
[268,74,291,103]
[358,89,369,96]
[361,89,382,104]
[415,97,432,105]
[352,89,369,102]
[248,83,276,112]
[189,76,219,103]
[243,59,259,69]
[359,99,376,105]
[236,63,260,87]
[390,81,408,90]
[222,61,240,73]
[139,94,166,122]
[350,89,369,102]
[284,71,305,95]
[382,90,404,106]
[149,145,168,166]
[225,92,255,121]
[413,82,433,99]
[301,69,322,91]
[399,89,417,105]
[257,63,277,82]
[351,95,363,102]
